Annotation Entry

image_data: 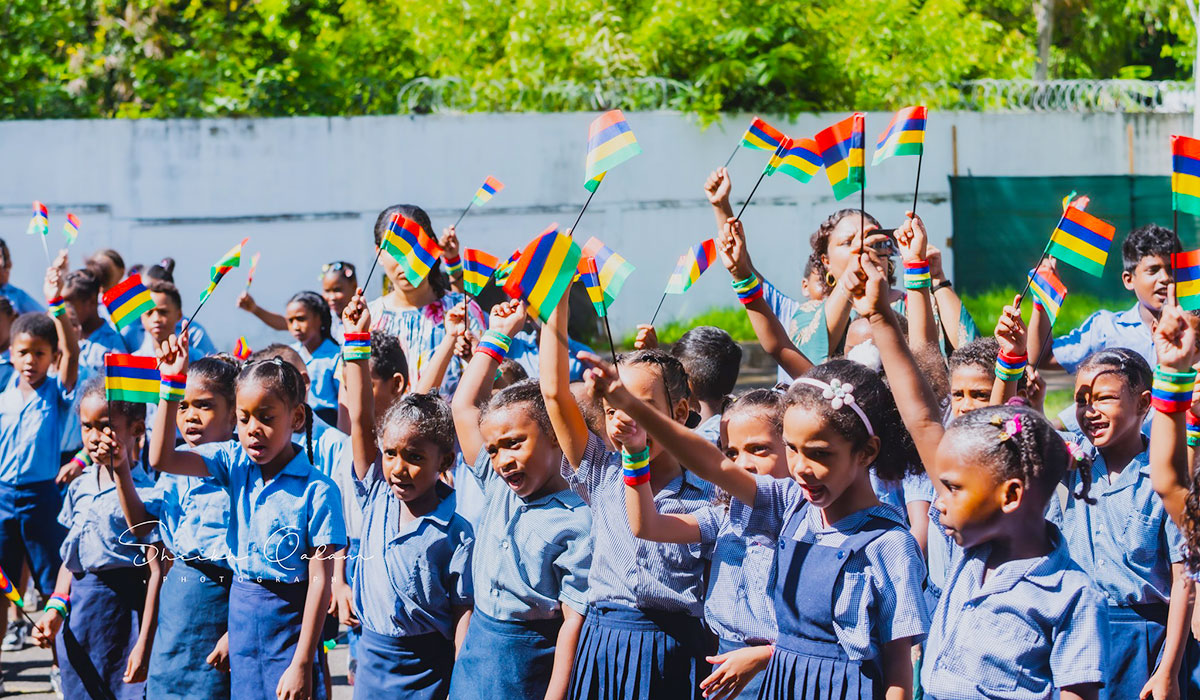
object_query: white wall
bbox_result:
[0,112,1187,351]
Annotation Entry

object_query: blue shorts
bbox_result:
[0,480,66,595]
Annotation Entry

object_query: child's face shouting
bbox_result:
[480,406,561,499]
[177,382,235,447]
[1123,255,1171,313]
[722,411,787,478]
[1073,367,1148,450]
[379,423,449,505]
[285,301,320,348]
[10,332,56,388]
[143,292,182,343]
[782,405,878,510]
[950,365,994,418]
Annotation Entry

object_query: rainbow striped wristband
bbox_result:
[1188,412,1200,447]
[994,351,1027,382]
[732,275,764,305]
[343,332,371,362]
[69,448,92,471]
[159,374,186,402]
[444,255,463,276]
[44,593,69,618]
[1152,366,1197,414]
[904,260,931,290]
[47,296,66,318]
[477,330,512,364]
[622,446,651,486]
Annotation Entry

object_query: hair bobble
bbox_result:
[990,413,1023,442]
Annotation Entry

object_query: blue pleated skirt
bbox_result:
[448,610,562,700]
[717,637,768,700]
[55,567,148,700]
[147,559,232,699]
[569,604,713,700]
[228,579,328,700]
[1102,604,1177,700]
[758,634,878,700]
[353,627,453,699]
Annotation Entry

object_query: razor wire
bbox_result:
[917,79,1194,113]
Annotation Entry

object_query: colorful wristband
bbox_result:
[44,593,69,618]
[342,332,371,362]
[621,447,651,486]
[444,255,463,276]
[69,448,92,470]
[994,351,1028,382]
[903,260,931,290]
[1152,366,1197,414]
[732,274,764,305]
[477,330,512,364]
[1188,412,1200,447]
[159,373,186,402]
[47,296,66,318]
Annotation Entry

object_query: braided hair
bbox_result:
[615,349,691,421]
[288,291,333,343]
[236,357,314,464]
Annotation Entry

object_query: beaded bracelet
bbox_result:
[994,351,1028,382]
[732,274,764,305]
[444,255,463,276]
[1152,366,1197,414]
[47,296,66,318]
[903,260,932,290]
[1188,411,1200,447]
[477,330,512,364]
[342,332,371,362]
[44,593,69,618]
[159,374,186,402]
[622,446,651,486]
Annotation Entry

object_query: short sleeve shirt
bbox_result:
[0,375,75,484]
[59,465,160,573]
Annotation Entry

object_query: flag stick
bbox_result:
[911,149,924,217]
[39,234,50,264]
[1032,329,1055,370]
[858,180,866,265]
[180,291,218,337]
[723,143,740,169]
[361,247,386,297]
[734,169,769,221]
[1015,242,1053,309]
[453,201,474,230]
[601,313,620,367]
[649,292,668,327]
[570,184,600,238]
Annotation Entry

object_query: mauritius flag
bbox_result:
[873,106,926,165]
[740,117,786,152]
[584,110,642,190]
[472,176,504,207]
[577,256,607,317]
[199,238,248,304]
[1172,135,1200,216]
[462,249,500,297]
[1027,267,1068,326]
[767,138,822,184]
[1046,206,1116,278]
[580,237,635,307]
[503,225,582,323]
[665,239,718,295]
[102,274,155,330]
[382,213,443,287]
[1175,249,1200,311]
[105,354,161,404]
[814,113,865,200]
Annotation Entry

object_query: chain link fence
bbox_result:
[918,79,1194,113]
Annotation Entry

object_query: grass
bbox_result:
[1044,388,1074,419]
[960,287,1126,340]
[620,306,756,347]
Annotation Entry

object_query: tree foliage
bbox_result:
[0,0,1193,119]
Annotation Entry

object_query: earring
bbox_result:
[825,272,837,289]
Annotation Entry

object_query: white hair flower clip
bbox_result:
[823,378,856,410]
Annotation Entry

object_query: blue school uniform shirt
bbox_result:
[0,352,10,391]
[691,473,788,644]
[0,283,43,314]
[507,329,591,382]
[367,293,486,396]
[352,469,473,639]
[566,433,715,617]
[1045,445,1184,606]
[0,375,74,484]
[693,413,721,448]
[921,524,1107,699]
[870,471,935,523]
[194,441,347,583]
[59,464,161,573]
[303,417,348,480]
[467,447,592,620]
[1053,302,1154,374]
[60,322,128,453]
[751,478,930,661]
[293,338,340,416]
[144,471,231,563]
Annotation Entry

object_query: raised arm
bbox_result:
[896,212,937,350]
[1148,287,1198,527]
[439,227,466,295]
[46,253,79,391]
[147,330,210,478]
[108,429,155,538]
[539,291,590,470]
[1026,258,1063,371]
[991,296,1027,406]
[411,302,466,394]
[341,289,376,481]
[705,168,736,230]
[451,300,527,462]
[236,292,288,332]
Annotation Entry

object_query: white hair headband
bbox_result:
[795,377,875,437]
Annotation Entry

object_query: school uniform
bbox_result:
[750,477,930,699]
[922,523,1107,699]
[293,337,341,426]
[506,329,592,381]
[0,282,44,314]
[0,351,11,390]
[448,446,592,700]
[194,440,348,700]
[56,464,160,700]
[694,412,722,448]
[142,471,234,699]
[690,473,785,699]
[871,471,935,523]
[0,374,72,596]
[1046,445,1185,700]
[564,433,715,700]
[352,468,473,699]
[368,292,485,396]
[61,322,128,457]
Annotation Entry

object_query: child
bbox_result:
[342,293,473,697]
[366,204,485,395]
[583,350,930,699]
[800,254,826,302]
[113,355,239,699]
[450,299,592,700]
[0,238,45,314]
[138,280,217,360]
[63,268,127,374]
[284,291,341,426]
[0,258,77,674]
[672,326,742,447]
[0,297,16,389]
[84,249,125,294]
[32,378,164,700]
[148,330,347,700]
[853,252,1108,699]
[237,261,357,343]
[541,292,718,699]
[615,387,788,700]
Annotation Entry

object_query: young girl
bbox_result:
[541,294,719,699]
[449,298,592,700]
[616,387,789,700]
[286,291,342,426]
[367,204,485,396]
[32,378,164,700]
[113,355,239,699]
[148,329,347,700]
[322,261,356,341]
[853,252,1107,699]
[342,293,473,698]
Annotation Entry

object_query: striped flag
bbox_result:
[872,106,926,165]
[1028,267,1068,326]
[1175,249,1200,311]
[199,238,248,304]
[472,176,505,206]
[584,110,642,189]
[740,117,786,152]
[104,354,161,404]
[381,213,443,287]
[502,225,582,323]
[101,274,155,330]
[580,237,635,307]
[1046,206,1115,278]
[578,256,607,317]
[27,201,49,237]
[233,336,252,360]
[462,249,500,297]
[665,239,718,295]
[62,213,80,245]
[1173,135,1200,216]
[767,138,822,184]
[814,113,866,200]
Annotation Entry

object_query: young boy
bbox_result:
[0,239,44,315]
[670,326,742,447]
[63,269,126,374]
[0,257,78,684]
[137,281,217,360]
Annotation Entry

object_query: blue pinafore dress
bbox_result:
[758,504,894,700]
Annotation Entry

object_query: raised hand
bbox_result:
[488,299,527,339]
[1153,285,1200,372]
[633,324,658,350]
[718,217,753,280]
[578,351,634,411]
[236,292,257,312]
[341,288,371,334]
[610,405,647,453]
[895,211,928,263]
[444,302,468,338]
[439,226,461,262]
[704,168,732,208]
[994,295,1027,357]
[156,328,191,377]
[846,251,891,320]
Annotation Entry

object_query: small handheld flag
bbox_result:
[104,354,161,404]
[665,239,718,295]
[1046,206,1116,278]
[0,566,23,607]
[584,110,642,186]
[502,225,582,323]
[1175,249,1200,311]
[102,274,156,330]
[26,201,49,237]
[62,213,80,246]
[580,237,636,307]
[578,256,607,318]
[740,117,786,153]
[233,336,252,360]
[199,238,248,304]
[1028,267,1068,326]
[493,249,520,284]
[1172,135,1200,217]
[381,213,443,287]
[872,106,926,165]
[472,177,504,206]
[767,138,822,184]
[462,249,500,297]
[1062,191,1090,212]
[245,252,261,290]
[815,113,865,201]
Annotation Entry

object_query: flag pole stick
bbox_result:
[735,142,783,221]
[723,143,740,169]
[649,292,668,327]
[180,290,219,337]
[39,235,50,264]
[570,184,600,238]
[453,201,474,230]
[911,149,924,218]
[1015,241,1054,309]
[602,313,619,367]
[360,247,386,298]
[1032,329,1055,371]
